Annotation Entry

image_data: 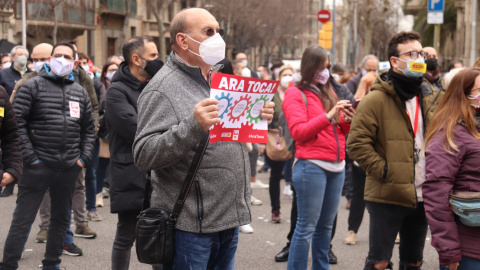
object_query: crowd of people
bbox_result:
[0,6,479,270]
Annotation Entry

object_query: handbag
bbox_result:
[266,127,292,161]
[135,136,209,265]
[448,190,480,227]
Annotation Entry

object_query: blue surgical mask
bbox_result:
[242,60,248,67]
[396,57,426,79]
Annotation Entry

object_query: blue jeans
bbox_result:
[287,159,345,270]
[64,209,73,246]
[440,257,480,270]
[163,227,239,270]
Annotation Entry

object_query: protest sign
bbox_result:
[209,72,278,144]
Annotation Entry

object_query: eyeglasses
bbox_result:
[186,28,225,37]
[398,50,428,60]
[52,53,74,61]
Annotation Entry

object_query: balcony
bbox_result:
[99,0,137,15]
[14,0,95,29]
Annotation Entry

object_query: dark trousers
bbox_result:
[365,201,428,269]
[86,139,100,211]
[111,210,161,270]
[0,163,80,269]
[265,154,285,212]
[347,165,366,233]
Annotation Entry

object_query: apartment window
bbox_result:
[107,38,116,58]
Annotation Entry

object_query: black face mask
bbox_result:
[143,58,164,77]
[425,58,438,71]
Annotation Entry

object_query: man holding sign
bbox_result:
[347,32,444,270]
[133,8,274,270]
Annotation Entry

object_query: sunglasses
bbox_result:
[52,53,74,61]
[186,28,225,37]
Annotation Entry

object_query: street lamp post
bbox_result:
[470,0,478,66]
[22,0,26,48]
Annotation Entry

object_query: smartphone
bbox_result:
[352,99,361,110]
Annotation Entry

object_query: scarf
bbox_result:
[388,69,423,102]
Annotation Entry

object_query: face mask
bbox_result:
[33,61,46,73]
[315,68,330,85]
[81,65,90,72]
[185,33,226,65]
[242,60,248,67]
[468,93,480,112]
[425,58,438,71]
[361,69,367,76]
[16,55,27,68]
[106,71,116,81]
[396,57,426,78]
[241,67,251,77]
[280,75,292,89]
[2,62,11,69]
[49,57,74,77]
[143,58,164,77]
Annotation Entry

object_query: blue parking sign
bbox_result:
[428,0,444,12]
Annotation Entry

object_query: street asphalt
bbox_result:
[0,164,441,270]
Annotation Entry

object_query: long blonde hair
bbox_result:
[425,68,480,154]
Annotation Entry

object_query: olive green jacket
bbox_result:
[347,71,444,208]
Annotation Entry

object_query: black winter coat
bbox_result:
[0,64,31,96]
[106,62,148,213]
[0,86,22,181]
[13,67,95,170]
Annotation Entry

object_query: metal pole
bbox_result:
[331,0,336,64]
[22,0,26,48]
[353,0,358,71]
[433,24,440,54]
[470,0,478,66]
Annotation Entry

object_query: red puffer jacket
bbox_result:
[282,86,350,162]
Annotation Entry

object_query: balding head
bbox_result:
[236,53,247,61]
[423,47,437,59]
[31,43,53,61]
[170,8,216,49]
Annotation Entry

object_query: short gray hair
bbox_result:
[10,45,29,58]
[361,54,378,67]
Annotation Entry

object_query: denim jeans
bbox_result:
[364,201,428,269]
[0,163,80,269]
[64,209,74,246]
[85,139,99,211]
[440,256,480,270]
[287,159,345,270]
[163,227,239,270]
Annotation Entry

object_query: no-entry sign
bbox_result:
[317,9,331,23]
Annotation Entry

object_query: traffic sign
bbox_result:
[428,0,444,12]
[427,12,444,24]
[317,10,331,23]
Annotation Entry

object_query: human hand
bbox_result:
[258,144,266,155]
[361,71,377,86]
[343,106,355,124]
[194,98,221,131]
[261,101,275,125]
[445,262,459,270]
[0,173,15,187]
[76,160,85,168]
[327,100,351,121]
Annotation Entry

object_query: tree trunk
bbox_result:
[153,0,171,63]
[121,0,132,53]
[52,5,58,44]
[341,0,350,65]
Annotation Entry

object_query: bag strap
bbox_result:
[171,135,209,221]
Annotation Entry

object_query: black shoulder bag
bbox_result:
[135,136,209,266]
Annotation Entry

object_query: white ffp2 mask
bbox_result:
[186,33,226,65]
[49,57,74,77]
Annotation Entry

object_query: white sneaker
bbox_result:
[251,180,269,189]
[239,224,254,234]
[251,195,262,206]
[283,184,293,196]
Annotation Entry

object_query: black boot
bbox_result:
[328,247,337,264]
[274,243,289,262]
[399,262,422,270]
[364,260,393,270]
[0,182,14,197]
[111,248,131,270]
